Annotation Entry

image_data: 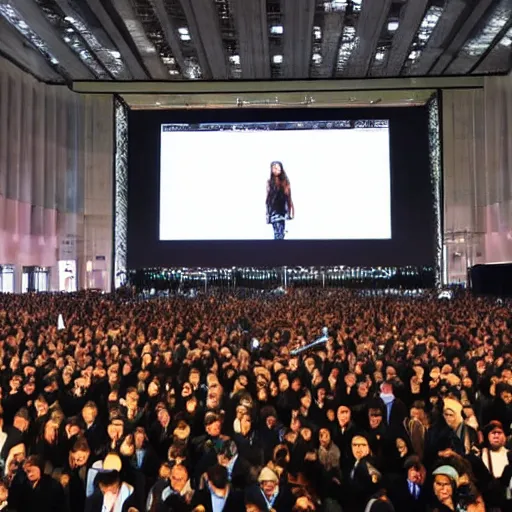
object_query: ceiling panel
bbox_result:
[0,0,508,84]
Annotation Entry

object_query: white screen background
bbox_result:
[160,126,391,240]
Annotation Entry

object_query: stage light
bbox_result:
[270,25,283,34]
[438,290,453,300]
[273,55,283,64]
[387,21,399,32]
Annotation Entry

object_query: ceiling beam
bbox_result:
[72,75,484,95]
[344,0,392,77]
[84,0,147,79]
[6,0,95,78]
[469,15,512,74]
[406,0,467,75]
[230,0,270,79]
[110,0,169,79]
[382,0,429,77]
[282,0,316,79]
[178,0,229,80]
[0,17,63,82]
[148,0,186,73]
[121,89,436,110]
[316,11,345,78]
[472,26,512,74]
[54,0,132,79]
[430,0,496,74]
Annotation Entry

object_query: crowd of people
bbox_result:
[0,288,511,512]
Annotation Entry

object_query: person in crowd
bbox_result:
[388,455,427,512]
[146,463,193,512]
[0,288,512,511]
[190,464,244,511]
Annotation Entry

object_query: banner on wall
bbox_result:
[94,255,106,271]
[59,234,78,260]
[58,260,77,292]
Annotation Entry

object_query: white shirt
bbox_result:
[482,446,509,478]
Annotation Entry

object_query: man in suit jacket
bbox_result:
[387,456,427,512]
[190,464,245,512]
[217,439,255,491]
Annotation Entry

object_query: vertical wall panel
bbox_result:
[44,87,57,210]
[6,76,21,201]
[0,56,114,290]
[442,89,487,283]
[32,79,46,238]
[0,71,8,199]
[0,71,8,239]
[20,81,34,205]
[443,75,512,283]
[482,75,512,265]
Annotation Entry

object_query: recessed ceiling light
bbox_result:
[273,55,283,64]
[180,34,191,41]
[270,25,283,35]
[178,27,189,35]
[387,21,399,32]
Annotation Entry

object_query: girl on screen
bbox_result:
[266,161,294,240]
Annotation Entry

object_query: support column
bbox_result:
[13,265,22,293]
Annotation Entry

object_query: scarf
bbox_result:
[260,486,279,510]
[161,479,193,502]
[318,443,340,471]
[102,482,134,512]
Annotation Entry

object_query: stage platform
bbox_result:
[127,266,436,292]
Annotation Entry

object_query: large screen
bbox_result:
[159,120,391,241]
[127,107,435,268]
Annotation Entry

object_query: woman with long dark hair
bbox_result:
[266,161,294,240]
